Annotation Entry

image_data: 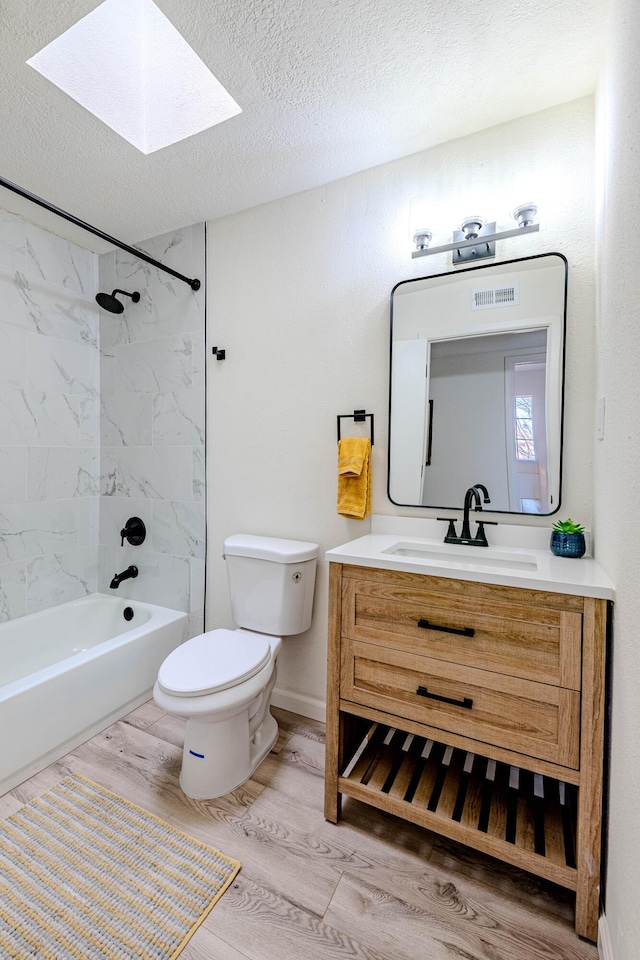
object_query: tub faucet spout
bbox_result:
[110,565,138,589]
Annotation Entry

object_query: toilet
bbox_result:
[153,534,319,799]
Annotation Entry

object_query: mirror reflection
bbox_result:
[388,254,567,514]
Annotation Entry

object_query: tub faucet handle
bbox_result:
[120,516,146,547]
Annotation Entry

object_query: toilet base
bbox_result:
[179,708,278,799]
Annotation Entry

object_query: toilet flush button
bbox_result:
[292,571,302,582]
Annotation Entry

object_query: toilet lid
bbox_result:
[157,629,272,697]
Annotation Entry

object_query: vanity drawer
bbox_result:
[340,639,580,768]
[341,573,582,689]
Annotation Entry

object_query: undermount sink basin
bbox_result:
[381,541,539,571]
[324,518,614,600]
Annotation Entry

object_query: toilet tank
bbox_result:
[223,535,319,636]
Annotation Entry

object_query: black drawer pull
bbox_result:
[417,618,474,638]
[416,685,473,709]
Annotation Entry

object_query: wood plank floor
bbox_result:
[2,703,598,960]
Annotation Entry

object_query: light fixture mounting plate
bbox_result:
[452,222,497,264]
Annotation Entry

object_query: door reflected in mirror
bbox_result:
[388,254,567,514]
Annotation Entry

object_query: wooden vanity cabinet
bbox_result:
[324,562,609,942]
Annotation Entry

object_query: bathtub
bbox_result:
[0,593,188,795]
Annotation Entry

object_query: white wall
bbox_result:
[426,335,549,513]
[206,97,595,718]
[427,339,522,510]
[392,260,566,343]
[594,0,640,955]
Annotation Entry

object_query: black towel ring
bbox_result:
[336,410,374,445]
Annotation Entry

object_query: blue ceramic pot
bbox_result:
[550,530,586,558]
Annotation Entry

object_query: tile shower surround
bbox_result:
[0,209,99,621]
[98,224,206,638]
[0,209,205,634]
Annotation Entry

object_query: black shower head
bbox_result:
[95,289,141,314]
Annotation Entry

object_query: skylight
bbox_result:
[27,0,242,154]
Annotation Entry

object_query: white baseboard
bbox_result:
[272,686,326,723]
[598,914,614,960]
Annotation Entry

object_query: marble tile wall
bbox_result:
[98,224,206,637]
[0,208,100,621]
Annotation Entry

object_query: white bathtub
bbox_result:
[0,593,188,795]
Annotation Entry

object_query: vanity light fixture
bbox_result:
[411,203,539,261]
[412,228,433,251]
[459,215,484,240]
[513,202,538,228]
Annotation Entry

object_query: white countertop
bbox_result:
[325,517,614,600]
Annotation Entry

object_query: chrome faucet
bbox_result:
[437,484,495,547]
[109,565,138,589]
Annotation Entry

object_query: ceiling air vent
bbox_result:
[471,283,519,310]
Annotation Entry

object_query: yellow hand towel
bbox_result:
[337,437,372,519]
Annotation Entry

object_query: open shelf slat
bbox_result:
[339,721,578,891]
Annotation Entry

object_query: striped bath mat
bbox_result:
[0,774,241,959]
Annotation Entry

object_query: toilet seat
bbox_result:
[157,628,272,697]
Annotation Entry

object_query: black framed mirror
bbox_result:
[388,253,567,514]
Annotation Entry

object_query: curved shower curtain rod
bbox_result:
[0,174,201,291]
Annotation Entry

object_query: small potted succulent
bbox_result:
[550,518,586,559]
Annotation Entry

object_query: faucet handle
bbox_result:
[474,520,497,547]
[437,517,459,542]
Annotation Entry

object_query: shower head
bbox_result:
[95,289,141,314]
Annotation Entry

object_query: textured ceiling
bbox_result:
[0,0,608,250]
